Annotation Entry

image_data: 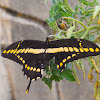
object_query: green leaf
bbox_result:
[44,65,49,72]
[52,68,61,75]
[52,0,59,4]
[58,73,64,80]
[79,16,85,21]
[65,68,73,73]
[49,59,55,67]
[75,5,79,11]
[54,12,72,20]
[85,34,96,42]
[62,70,76,81]
[79,7,84,11]
[42,76,52,89]
[54,13,64,20]
[67,25,75,38]
[85,13,92,17]
[78,11,83,15]
[85,8,94,11]
[54,6,59,12]
[72,12,76,17]
[60,5,67,12]
[50,74,60,82]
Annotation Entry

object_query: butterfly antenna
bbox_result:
[25,79,32,95]
[37,26,47,37]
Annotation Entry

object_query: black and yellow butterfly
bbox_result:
[1,38,100,94]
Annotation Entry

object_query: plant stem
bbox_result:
[62,17,87,29]
[94,35,100,43]
[88,25,100,30]
[64,0,74,13]
[81,29,89,39]
[97,56,99,67]
[72,62,80,84]
[73,29,85,34]
[81,25,100,39]
[82,9,94,15]
[90,57,99,73]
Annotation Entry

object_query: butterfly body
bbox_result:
[1,38,100,94]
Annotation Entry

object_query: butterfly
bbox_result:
[1,38,100,94]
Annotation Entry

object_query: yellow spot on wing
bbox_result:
[45,48,56,53]
[28,48,45,54]
[69,47,74,52]
[30,67,33,71]
[32,78,35,81]
[72,54,76,57]
[62,59,66,63]
[17,55,20,58]
[41,69,43,74]
[79,48,84,52]
[3,50,6,53]
[56,47,64,52]
[20,49,25,53]
[27,66,30,70]
[25,64,27,68]
[79,43,83,48]
[60,62,63,67]
[64,47,69,52]
[16,49,22,54]
[6,50,11,54]
[17,42,21,49]
[35,49,45,54]
[50,48,58,53]
[89,48,94,52]
[83,48,89,52]
[20,57,23,61]
[22,60,25,64]
[73,47,79,52]
[57,65,59,68]
[95,48,99,52]
[28,48,33,53]
[24,48,29,53]
[67,56,71,59]
[36,77,40,79]
[36,68,40,72]
[10,50,15,53]
[33,68,36,71]
[46,47,64,53]
[13,50,17,54]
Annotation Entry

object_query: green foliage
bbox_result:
[43,59,75,89]
[79,0,99,7]
[44,0,100,99]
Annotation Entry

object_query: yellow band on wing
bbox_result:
[3,47,100,54]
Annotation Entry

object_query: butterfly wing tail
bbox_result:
[25,79,32,95]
